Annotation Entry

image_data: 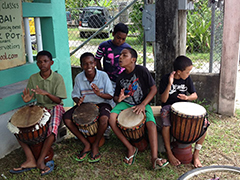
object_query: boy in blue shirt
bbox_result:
[63,52,113,163]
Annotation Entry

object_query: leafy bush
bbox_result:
[187,1,211,53]
[129,0,144,41]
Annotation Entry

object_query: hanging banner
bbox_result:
[0,0,26,70]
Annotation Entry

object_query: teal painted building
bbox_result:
[0,0,73,158]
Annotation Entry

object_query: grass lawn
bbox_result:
[1,109,240,179]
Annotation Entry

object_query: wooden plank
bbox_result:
[151,106,162,117]
[64,106,162,117]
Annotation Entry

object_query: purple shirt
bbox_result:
[95,40,131,82]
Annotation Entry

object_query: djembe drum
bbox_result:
[8,105,54,163]
[170,102,208,164]
[117,107,147,152]
[72,103,105,147]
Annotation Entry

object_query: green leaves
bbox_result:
[187,1,211,53]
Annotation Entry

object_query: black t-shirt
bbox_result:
[115,65,155,105]
[159,73,196,106]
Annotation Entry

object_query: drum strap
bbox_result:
[195,144,202,150]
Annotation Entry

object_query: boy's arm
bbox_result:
[160,83,171,103]
[177,92,198,101]
[95,58,102,70]
[91,83,113,99]
[22,88,34,103]
[160,71,175,103]
[114,88,130,103]
[73,96,85,106]
[31,85,62,104]
[133,85,157,114]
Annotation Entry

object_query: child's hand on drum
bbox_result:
[118,88,130,103]
[77,96,85,106]
[177,93,188,100]
[132,104,146,115]
[22,88,34,102]
[31,85,48,96]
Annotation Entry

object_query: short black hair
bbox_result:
[124,47,138,59]
[113,23,129,34]
[80,52,95,64]
[173,55,193,71]
[36,50,52,61]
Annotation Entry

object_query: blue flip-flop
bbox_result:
[124,147,138,165]
[9,167,36,174]
[41,160,54,176]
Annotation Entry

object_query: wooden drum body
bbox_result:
[72,103,105,147]
[8,105,53,163]
[72,103,99,137]
[170,102,207,144]
[117,108,147,151]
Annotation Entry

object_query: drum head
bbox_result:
[118,108,145,128]
[72,103,99,125]
[171,102,206,116]
[10,106,44,128]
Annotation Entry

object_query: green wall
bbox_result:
[0,0,73,114]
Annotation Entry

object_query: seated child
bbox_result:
[159,55,207,168]
[10,50,67,176]
[63,52,113,163]
[109,47,168,169]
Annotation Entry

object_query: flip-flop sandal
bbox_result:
[124,147,138,165]
[9,167,36,174]
[41,160,54,176]
[153,158,169,170]
[88,152,101,163]
[75,151,90,162]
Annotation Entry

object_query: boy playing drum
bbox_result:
[109,47,168,169]
[10,50,67,175]
[159,55,208,168]
[63,52,113,163]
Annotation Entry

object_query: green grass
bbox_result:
[68,27,155,66]
[68,27,210,68]
[1,110,240,179]
[186,52,210,63]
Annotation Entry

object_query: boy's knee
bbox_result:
[146,121,156,128]
[109,113,118,125]
[99,115,108,125]
[63,118,72,126]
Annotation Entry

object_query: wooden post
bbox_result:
[178,10,187,55]
[218,0,240,115]
[155,0,179,105]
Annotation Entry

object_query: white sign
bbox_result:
[0,0,25,70]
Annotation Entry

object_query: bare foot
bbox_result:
[124,146,137,165]
[13,160,36,170]
[168,154,181,166]
[76,146,91,160]
[41,166,50,174]
[91,142,99,158]
[193,155,202,168]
